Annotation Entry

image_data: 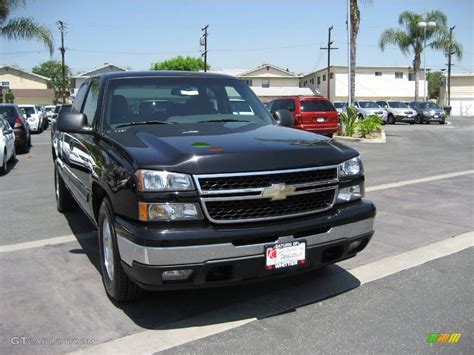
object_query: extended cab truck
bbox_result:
[53,71,376,302]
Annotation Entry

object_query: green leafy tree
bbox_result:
[32,60,71,103]
[151,56,208,71]
[0,0,54,55]
[379,10,463,101]
[426,71,443,99]
[4,88,14,103]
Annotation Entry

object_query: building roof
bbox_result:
[0,65,51,81]
[239,63,298,78]
[250,87,316,97]
[444,72,474,77]
[72,63,128,78]
[302,65,425,77]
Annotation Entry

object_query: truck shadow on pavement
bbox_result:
[63,211,361,331]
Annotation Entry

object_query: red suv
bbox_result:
[267,96,339,136]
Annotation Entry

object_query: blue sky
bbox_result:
[1,0,473,75]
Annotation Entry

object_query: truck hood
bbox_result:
[105,122,358,174]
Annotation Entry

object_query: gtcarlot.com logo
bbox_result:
[10,336,96,346]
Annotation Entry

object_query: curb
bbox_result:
[334,129,386,144]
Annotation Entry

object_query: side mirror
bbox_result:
[273,109,294,127]
[57,113,92,133]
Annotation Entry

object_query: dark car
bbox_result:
[267,96,339,137]
[409,101,446,124]
[0,104,31,153]
[53,71,375,302]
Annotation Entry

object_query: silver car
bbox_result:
[353,100,388,122]
[376,100,416,125]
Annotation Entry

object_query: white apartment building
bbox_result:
[440,72,474,116]
[300,65,425,101]
[212,64,314,102]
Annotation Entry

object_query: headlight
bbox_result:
[423,111,430,115]
[138,202,203,221]
[339,156,363,177]
[337,183,364,203]
[136,170,193,192]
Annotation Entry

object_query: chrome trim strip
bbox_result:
[117,218,375,266]
[193,165,339,195]
[200,186,338,224]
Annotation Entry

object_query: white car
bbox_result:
[376,100,416,125]
[44,105,56,122]
[353,100,388,122]
[18,105,44,133]
[0,117,16,173]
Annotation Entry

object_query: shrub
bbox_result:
[357,114,383,138]
[339,105,359,137]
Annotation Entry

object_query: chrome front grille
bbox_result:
[194,166,339,224]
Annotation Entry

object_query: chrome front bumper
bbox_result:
[117,218,375,267]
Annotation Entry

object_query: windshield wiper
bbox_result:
[115,120,175,129]
[197,119,250,123]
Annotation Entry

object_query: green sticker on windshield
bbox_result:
[192,142,211,148]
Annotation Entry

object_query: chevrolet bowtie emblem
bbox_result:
[261,183,296,201]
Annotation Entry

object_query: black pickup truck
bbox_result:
[53,71,376,302]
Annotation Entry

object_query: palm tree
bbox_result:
[0,0,54,55]
[349,0,372,100]
[379,10,463,101]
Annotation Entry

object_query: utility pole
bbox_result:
[200,25,209,72]
[320,26,338,100]
[57,20,67,103]
[447,25,455,107]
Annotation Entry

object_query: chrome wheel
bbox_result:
[102,218,115,281]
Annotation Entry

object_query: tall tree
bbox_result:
[379,10,463,100]
[151,56,208,71]
[0,0,54,54]
[32,60,71,103]
[349,0,372,100]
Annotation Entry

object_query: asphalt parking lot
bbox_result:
[0,117,473,354]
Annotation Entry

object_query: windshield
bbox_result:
[104,77,273,129]
[358,101,380,109]
[20,106,36,115]
[333,102,346,108]
[300,100,336,112]
[388,101,409,108]
[419,102,439,109]
[45,107,55,113]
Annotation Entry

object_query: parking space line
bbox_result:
[71,231,474,355]
[366,169,474,192]
[0,232,96,254]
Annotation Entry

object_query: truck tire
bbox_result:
[54,164,76,212]
[388,114,395,124]
[98,197,140,302]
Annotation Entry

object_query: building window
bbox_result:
[262,79,270,88]
[323,74,326,82]
[242,79,253,86]
[317,76,321,85]
[375,72,382,76]
[395,72,404,79]
[0,81,11,88]
[329,72,334,79]
[408,73,416,81]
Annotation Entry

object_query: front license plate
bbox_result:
[265,241,306,270]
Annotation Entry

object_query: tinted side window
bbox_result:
[82,79,100,125]
[279,99,295,112]
[72,82,89,113]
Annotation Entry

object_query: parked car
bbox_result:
[353,100,388,122]
[376,100,416,125]
[36,105,49,130]
[332,101,348,115]
[18,105,44,133]
[267,96,339,137]
[0,117,16,173]
[0,104,30,153]
[44,105,56,123]
[53,71,376,302]
[409,101,446,124]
